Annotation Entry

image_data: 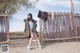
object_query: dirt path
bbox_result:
[9,42,80,53]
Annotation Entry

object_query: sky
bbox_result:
[9,0,80,32]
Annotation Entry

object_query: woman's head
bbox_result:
[27,13,32,20]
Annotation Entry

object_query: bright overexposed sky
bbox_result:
[10,0,80,32]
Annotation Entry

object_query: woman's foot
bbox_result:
[27,46,30,50]
[39,46,42,49]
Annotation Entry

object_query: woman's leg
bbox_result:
[27,32,34,49]
[27,32,41,49]
[33,32,41,49]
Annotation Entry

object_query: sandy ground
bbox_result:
[9,42,80,53]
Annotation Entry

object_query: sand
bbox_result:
[9,42,80,53]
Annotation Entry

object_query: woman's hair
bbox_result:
[28,13,32,19]
[27,13,37,23]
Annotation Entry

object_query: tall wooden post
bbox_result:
[70,0,74,30]
[5,16,9,42]
[70,0,77,41]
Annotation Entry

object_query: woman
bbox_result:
[26,13,41,50]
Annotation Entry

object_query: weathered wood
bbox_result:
[0,15,9,42]
[40,12,80,42]
[42,36,80,41]
[0,14,8,16]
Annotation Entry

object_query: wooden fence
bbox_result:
[40,12,80,41]
[0,32,7,42]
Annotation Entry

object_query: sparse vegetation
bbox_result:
[0,0,38,14]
